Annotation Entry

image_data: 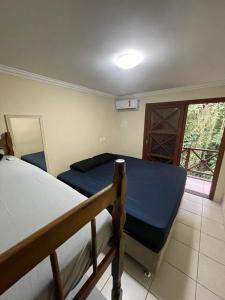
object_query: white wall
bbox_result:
[0,71,224,203]
[9,117,44,157]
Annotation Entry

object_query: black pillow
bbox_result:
[70,153,118,172]
[70,158,101,172]
[0,154,3,161]
[93,153,117,164]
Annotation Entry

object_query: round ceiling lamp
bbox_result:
[115,50,143,69]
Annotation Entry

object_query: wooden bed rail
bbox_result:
[0,159,127,300]
[0,132,14,155]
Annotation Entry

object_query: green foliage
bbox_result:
[181,103,225,180]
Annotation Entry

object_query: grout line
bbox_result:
[180,206,202,217]
[199,252,225,268]
[171,235,199,251]
[199,214,224,225]
[178,208,224,230]
[195,193,203,300]
[145,272,155,299]
[166,253,225,300]
[100,274,111,292]
[164,260,197,282]
[200,229,225,243]
[145,289,160,300]
[179,207,202,217]
[197,282,224,300]
[176,219,201,231]
[200,230,225,245]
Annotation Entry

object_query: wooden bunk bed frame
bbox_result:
[0,132,127,300]
[0,132,14,155]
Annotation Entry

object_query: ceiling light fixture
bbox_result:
[115,50,143,69]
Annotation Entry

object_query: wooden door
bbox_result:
[209,127,225,199]
[143,103,187,165]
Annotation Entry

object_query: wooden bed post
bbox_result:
[111,159,127,300]
[0,132,14,155]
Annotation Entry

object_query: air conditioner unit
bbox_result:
[116,99,140,110]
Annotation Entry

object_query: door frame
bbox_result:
[143,97,225,200]
[142,102,188,164]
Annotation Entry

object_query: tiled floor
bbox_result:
[185,176,211,196]
[92,192,225,300]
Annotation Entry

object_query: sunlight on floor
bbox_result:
[185,176,211,196]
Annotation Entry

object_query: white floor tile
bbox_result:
[198,253,225,299]
[85,253,111,290]
[164,238,198,280]
[203,199,222,209]
[67,275,107,300]
[200,233,225,265]
[183,192,203,205]
[202,206,224,224]
[177,209,201,230]
[173,221,200,250]
[150,261,196,300]
[146,292,159,300]
[196,284,222,300]
[201,217,225,241]
[101,272,148,300]
[181,199,202,216]
[124,254,152,289]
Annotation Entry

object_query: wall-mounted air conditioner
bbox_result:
[115,99,140,110]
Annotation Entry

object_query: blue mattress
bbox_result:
[21,151,47,171]
[57,156,186,252]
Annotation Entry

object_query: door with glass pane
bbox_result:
[143,103,187,164]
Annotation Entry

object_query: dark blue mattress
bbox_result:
[57,156,186,252]
[21,151,47,171]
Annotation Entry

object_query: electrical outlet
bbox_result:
[99,136,106,143]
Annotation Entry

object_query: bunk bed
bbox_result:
[58,153,187,273]
[0,132,127,300]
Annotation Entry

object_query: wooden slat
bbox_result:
[183,147,218,153]
[149,153,174,160]
[91,218,97,273]
[50,251,64,300]
[73,248,115,300]
[0,184,117,294]
[187,169,214,177]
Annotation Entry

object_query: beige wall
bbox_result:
[8,117,44,157]
[113,86,225,203]
[0,72,225,203]
[0,73,115,175]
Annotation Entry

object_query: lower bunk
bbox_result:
[0,153,127,300]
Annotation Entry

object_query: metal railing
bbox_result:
[181,147,219,180]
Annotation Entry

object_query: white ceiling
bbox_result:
[0,0,225,96]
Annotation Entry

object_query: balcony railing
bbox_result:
[180,147,219,180]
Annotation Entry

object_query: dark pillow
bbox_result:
[93,153,117,164]
[70,158,101,172]
[0,154,3,161]
[70,153,118,172]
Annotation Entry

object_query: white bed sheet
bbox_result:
[0,157,112,300]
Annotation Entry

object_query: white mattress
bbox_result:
[0,157,112,300]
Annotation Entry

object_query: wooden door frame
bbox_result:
[142,102,188,164]
[209,127,225,199]
[143,97,225,200]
